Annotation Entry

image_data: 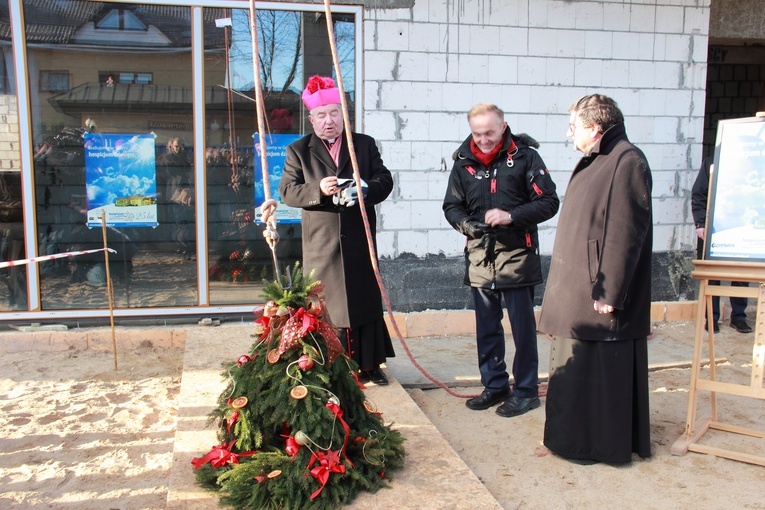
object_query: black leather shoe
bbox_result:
[496,395,541,418]
[730,320,752,333]
[360,366,388,385]
[465,388,510,410]
[704,321,720,333]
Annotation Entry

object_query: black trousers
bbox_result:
[472,286,539,398]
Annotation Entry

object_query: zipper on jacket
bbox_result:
[490,168,497,194]
[525,233,532,248]
[532,182,543,196]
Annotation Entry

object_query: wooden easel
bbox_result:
[670,259,765,466]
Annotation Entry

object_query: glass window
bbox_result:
[96,8,148,31]
[0,41,25,310]
[26,1,200,310]
[39,71,70,92]
[14,0,357,312]
[99,71,153,85]
[204,7,357,304]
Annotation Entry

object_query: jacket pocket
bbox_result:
[467,236,495,267]
[587,239,599,283]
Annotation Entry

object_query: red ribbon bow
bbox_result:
[326,401,353,467]
[278,307,319,355]
[308,450,346,500]
[191,440,255,470]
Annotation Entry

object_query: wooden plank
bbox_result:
[675,262,765,467]
[696,379,765,399]
[709,421,765,439]
[671,416,713,456]
[688,443,765,467]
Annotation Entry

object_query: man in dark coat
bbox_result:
[279,75,394,385]
[538,94,653,464]
[691,156,751,334]
[443,103,559,417]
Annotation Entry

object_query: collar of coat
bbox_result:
[452,129,539,164]
[586,122,627,157]
[308,132,349,170]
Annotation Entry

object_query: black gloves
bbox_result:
[459,219,489,239]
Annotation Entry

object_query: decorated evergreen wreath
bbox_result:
[192,264,406,509]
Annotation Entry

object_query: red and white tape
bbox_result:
[0,248,117,269]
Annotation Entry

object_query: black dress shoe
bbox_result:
[465,388,510,410]
[495,395,541,418]
[705,320,720,333]
[360,366,388,385]
[730,320,752,333]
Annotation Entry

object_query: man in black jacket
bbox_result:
[443,103,559,417]
[691,156,751,334]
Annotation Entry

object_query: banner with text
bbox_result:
[254,133,302,224]
[84,133,158,228]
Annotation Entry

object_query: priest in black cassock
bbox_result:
[538,94,652,465]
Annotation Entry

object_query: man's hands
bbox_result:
[485,208,513,227]
[340,179,368,207]
[593,300,614,314]
[459,219,489,239]
[320,176,339,196]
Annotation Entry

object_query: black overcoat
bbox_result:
[279,132,393,328]
[538,123,653,341]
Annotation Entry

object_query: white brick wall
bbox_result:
[364,0,710,258]
[0,95,21,172]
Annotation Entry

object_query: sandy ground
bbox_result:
[0,347,183,509]
[1,322,764,509]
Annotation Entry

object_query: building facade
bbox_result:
[0,0,762,321]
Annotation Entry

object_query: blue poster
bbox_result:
[254,133,302,224]
[84,133,158,228]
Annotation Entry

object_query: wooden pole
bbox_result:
[101,212,118,370]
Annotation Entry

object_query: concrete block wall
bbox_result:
[361,0,711,259]
[0,94,20,171]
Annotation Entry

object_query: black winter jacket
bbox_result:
[443,130,559,289]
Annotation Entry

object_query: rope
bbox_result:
[320,2,476,399]
[248,1,289,289]
[248,0,277,239]
[0,247,116,269]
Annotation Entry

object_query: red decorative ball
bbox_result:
[285,435,301,456]
[297,354,314,371]
[237,355,252,366]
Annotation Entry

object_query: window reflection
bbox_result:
[25,1,203,309]
[8,0,357,311]
[205,8,356,304]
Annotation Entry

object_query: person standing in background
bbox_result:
[691,156,752,334]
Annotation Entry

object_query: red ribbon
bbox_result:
[326,401,353,467]
[350,371,366,390]
[308,450,346,500]
[279,307,320,355]
[226,411,239,433]
[253,314,271,341]
[316,320,344,363]
[191,440,255,470]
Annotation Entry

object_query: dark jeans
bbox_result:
[697,238,748,322]
[707,280,748,323]
[472,286,539,398]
